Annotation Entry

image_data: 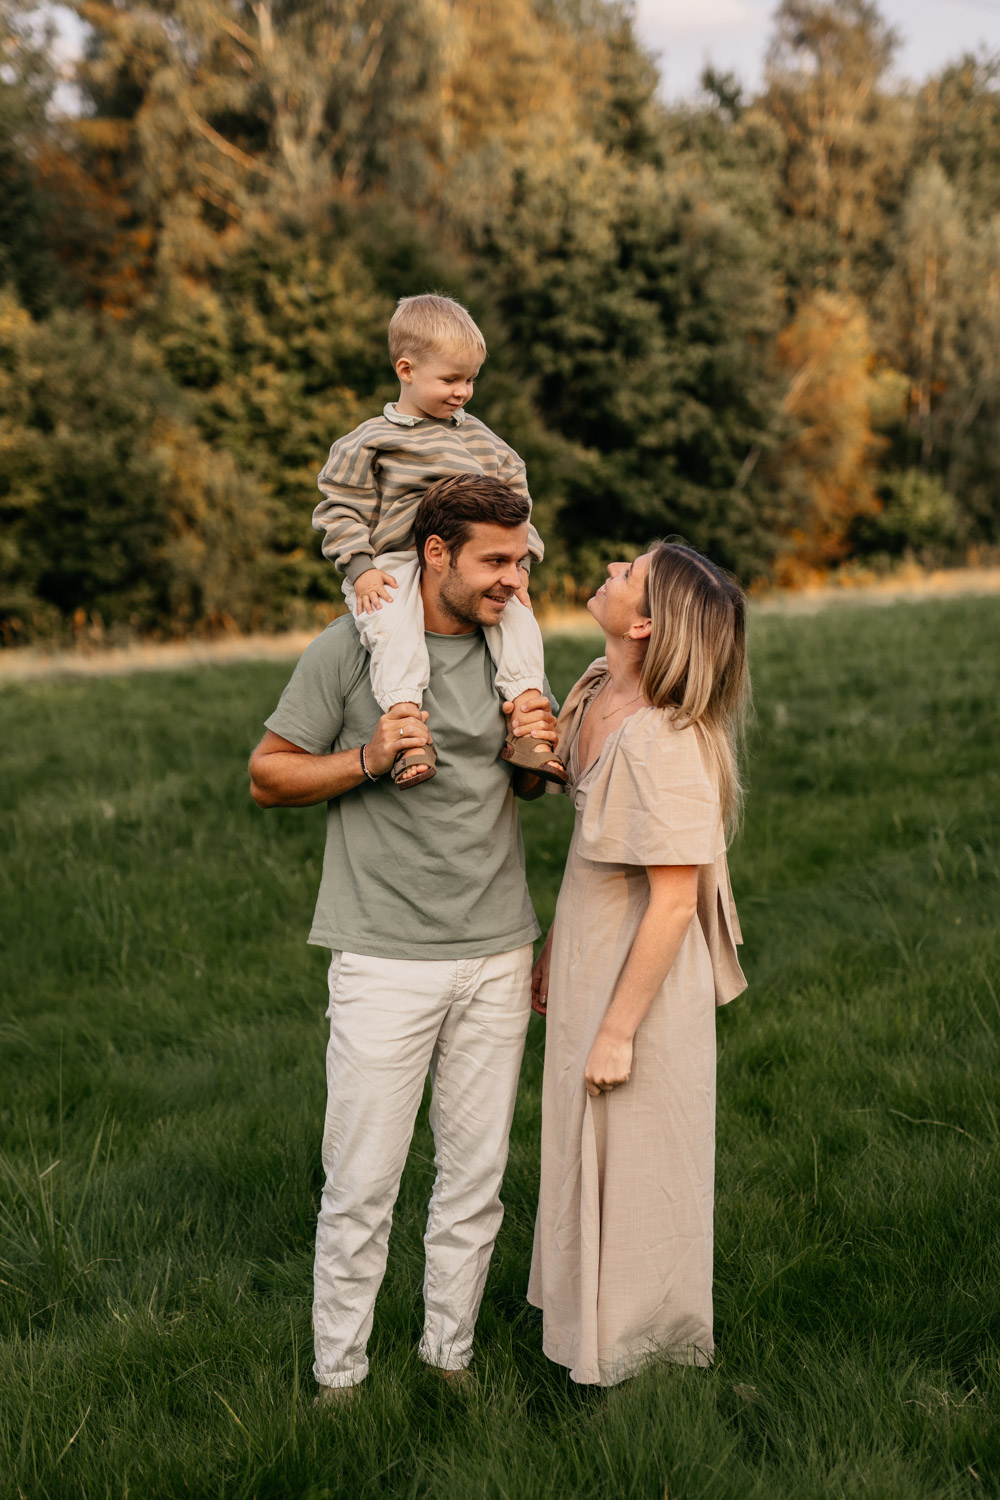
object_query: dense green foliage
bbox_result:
[2,0,1000,639]
[0,290,274,639]
[2,598,999,1495]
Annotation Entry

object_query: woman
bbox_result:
[527,542,749,1387]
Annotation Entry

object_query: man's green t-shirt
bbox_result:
[264,617,543,960]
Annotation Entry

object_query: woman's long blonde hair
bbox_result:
[639,542,750,835]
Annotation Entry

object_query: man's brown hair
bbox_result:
[413,476,530,567]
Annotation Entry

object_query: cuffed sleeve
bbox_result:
[344,552,378,585]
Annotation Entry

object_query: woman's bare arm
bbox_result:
[584,864,699,1096]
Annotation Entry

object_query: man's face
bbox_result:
[436,522,531,630]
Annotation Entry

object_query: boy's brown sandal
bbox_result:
[501,731,568,786]
[390,741,437,787]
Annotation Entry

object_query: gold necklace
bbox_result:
[597,680,645,720]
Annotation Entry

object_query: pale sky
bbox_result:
[633,0,1000,99]
[48,1,1000,110]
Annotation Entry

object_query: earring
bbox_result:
[622,631,631,641]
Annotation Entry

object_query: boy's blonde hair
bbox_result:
[388,294,487,367]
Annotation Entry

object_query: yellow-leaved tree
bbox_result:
[772,290,903,574]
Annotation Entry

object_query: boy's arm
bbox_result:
[313,429,383,583]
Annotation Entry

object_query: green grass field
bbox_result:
[2,598,999,1499]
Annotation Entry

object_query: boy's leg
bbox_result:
[418,945,533,1371]
[313,951,455,1388]
[344,551,434,783]
[481,595,544,703]
[345,551,430,712]
[485,600,566,780]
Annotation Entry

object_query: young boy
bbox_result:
[313,293,566,788]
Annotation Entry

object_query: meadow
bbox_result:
[1,597,999,1499]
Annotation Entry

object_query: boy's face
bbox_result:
[395,346,482,421]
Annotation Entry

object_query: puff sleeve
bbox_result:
[576,710,724,868]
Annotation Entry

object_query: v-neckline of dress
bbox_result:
[572,674,652,785]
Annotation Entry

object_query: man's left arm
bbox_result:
[503,688,558,801]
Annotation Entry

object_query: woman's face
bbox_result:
[587,553,652,638]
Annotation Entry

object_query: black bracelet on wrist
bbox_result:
[360,743,381,783]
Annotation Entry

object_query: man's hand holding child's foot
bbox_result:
[353,567,398,615]
[502,693,568,786]
[366,702,436,787]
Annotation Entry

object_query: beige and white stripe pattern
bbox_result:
[314,407,544,584]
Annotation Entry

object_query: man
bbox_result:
[248,475,557,1402]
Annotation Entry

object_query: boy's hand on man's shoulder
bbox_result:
[353,567,398,614]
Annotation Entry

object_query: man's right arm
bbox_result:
[249,731,366,808]
[249,705,432,808]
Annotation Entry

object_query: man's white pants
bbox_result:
[313,945,533,1388]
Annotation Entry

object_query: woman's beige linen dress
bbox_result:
[527,660,747,1386]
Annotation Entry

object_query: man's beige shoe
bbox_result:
[427,1364,477,1393]
[312,1382,359,1409]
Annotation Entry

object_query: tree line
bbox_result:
[2,0,999,642]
